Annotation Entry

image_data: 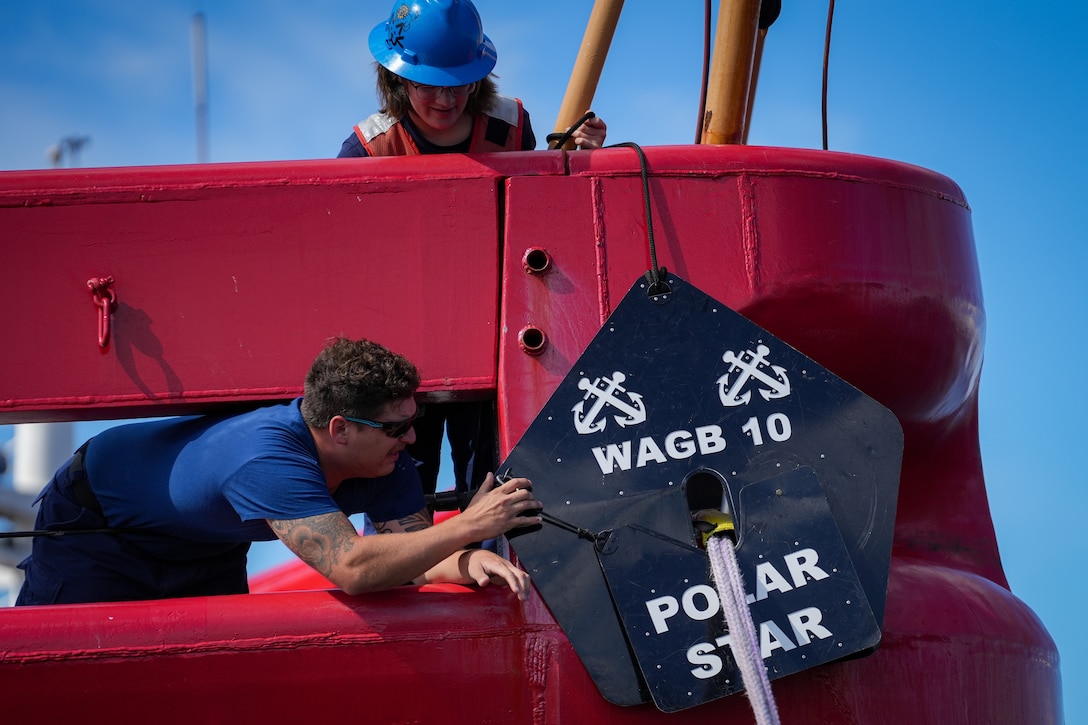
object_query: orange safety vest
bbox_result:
[353,95,525,156]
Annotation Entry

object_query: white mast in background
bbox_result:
[192,12,209,163]
[12,423,72,497]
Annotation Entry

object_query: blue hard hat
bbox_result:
[369,0,497,87]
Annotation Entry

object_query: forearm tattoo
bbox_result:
[374,510,431,534]
[268,513,357,578]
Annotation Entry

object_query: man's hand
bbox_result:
[458,472,542,540]
[458,549,533,600]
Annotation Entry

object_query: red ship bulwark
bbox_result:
[0,145,1061,721]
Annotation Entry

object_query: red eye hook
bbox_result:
[87,276,117,349]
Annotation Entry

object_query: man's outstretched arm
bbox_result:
[267,474,540,597]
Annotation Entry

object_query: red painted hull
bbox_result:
[0,146,1061,721]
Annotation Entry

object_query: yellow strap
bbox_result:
[692,508,735,547]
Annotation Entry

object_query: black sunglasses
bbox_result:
[344,404,424,438]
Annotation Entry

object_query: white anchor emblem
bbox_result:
[716,344,791,407]
[572,371,648,434]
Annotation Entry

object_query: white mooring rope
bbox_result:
[707,534,782,725]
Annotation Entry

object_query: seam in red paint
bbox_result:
[591,177,610,323]
[738,172,760,295]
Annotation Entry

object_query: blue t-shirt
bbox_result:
[84,399,424,545]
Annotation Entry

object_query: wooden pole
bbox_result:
[701,0,762,145]
[552,0,624,150]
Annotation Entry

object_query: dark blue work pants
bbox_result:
[15,454,249,606]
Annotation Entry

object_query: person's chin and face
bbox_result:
[347,398,419,478]
[405,81,475,136]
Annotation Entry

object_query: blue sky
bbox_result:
[2,1,1085,719]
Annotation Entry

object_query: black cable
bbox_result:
[546,111,597,150]
[0,527,129,539]
[822,0,836,150]
[695,0,711,143]
[606,142,668,295]
[439,468,599,543]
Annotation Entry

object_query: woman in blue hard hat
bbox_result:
[336,0,606,501]
[337,0,607,157]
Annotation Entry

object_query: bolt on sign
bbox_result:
[502,275,903,712]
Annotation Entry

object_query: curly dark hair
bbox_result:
[375,62,498,119]
[300,336,420,428]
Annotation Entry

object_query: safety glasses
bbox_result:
[344,404,424,438]
[405,80,477,99]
